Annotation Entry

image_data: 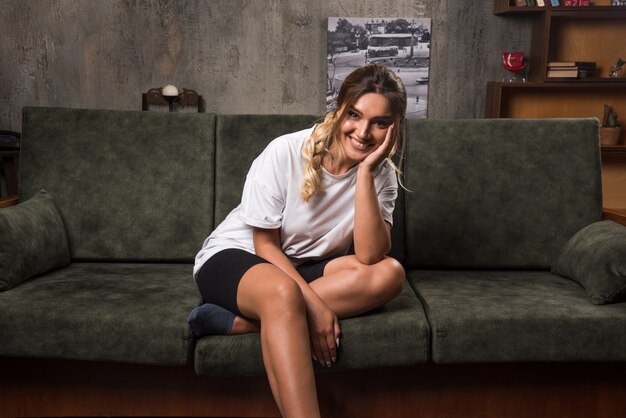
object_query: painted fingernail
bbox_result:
[336,338,340,348]
[332,356,336,363]
[312,354,318,362]
[326,361,331,368]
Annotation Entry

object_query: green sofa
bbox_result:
[1,106,625,417]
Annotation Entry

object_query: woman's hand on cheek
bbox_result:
[360,124,395,172]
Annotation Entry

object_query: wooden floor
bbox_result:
[2,357,626,417]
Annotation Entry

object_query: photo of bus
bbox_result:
[367,34,410,57]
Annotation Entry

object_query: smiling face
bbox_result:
[334,92,394,171]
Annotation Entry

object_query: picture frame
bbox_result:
[327,17,431,118]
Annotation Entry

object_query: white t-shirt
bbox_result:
[193,126,398,277]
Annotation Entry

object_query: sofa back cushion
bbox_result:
[213,114,320,225]
[19,107,216,262]
[403,118,602,269]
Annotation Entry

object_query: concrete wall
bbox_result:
[0,0,532,132]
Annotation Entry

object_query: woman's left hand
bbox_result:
[360,123,395,172]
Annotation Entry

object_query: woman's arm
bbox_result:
[354,169,392,264]
[253,227,340,367]
[353,125,395,264]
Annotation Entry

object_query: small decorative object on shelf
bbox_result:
[601,104,622,146]
[515,0,527,5]
[609,58,625,78]
[162,84,179,97]
[142,85,204,113]
[551,0,560,6]
[502,51,527,82]
[611,0,626,5]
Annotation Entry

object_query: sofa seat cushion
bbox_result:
[194,282,430,376]
[0,263,199,365]
[408,270,626,363]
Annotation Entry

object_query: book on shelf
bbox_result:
[547,60,597,78]
[537,0,545,5]
[515,0,527,5]
[564,0,590,5]
[546,68,596,78]
[551,0,560,5]
[526,0,537,5]
[547,61,596,69]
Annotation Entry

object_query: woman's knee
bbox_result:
[362,257,405,300]
[383,257,406,294]
[271,275,306,313]
[238,264,305,318]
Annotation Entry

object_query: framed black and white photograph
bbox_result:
[327,17,431,118]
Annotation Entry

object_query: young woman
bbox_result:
[191,64,407,418]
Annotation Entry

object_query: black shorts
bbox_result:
[195,249,334,316]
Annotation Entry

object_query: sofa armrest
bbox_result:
[603,208,626,227]
[0,195,18,209]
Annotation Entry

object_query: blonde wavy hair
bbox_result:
[301,64,407,202]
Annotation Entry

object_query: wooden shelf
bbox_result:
[549,6,626,15]
[602,145,626,153]
[486,81,626,123]
[603,207,626,226]
[495,6,546,15]
[544,78,626,83]
[487,81,626,89]
[543,11,626,80]
[495,1,626,15]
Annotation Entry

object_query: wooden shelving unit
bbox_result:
[486,82,626,122]
[487,2,626,210]
[494,0,626,15]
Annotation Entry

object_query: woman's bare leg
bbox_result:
[230,255,404,334]
[310,255,405,319]
[230,315,259,334]
[236,263,320,418]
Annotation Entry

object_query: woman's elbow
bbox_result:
[354,245,391,265]
[356,254,384,265]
